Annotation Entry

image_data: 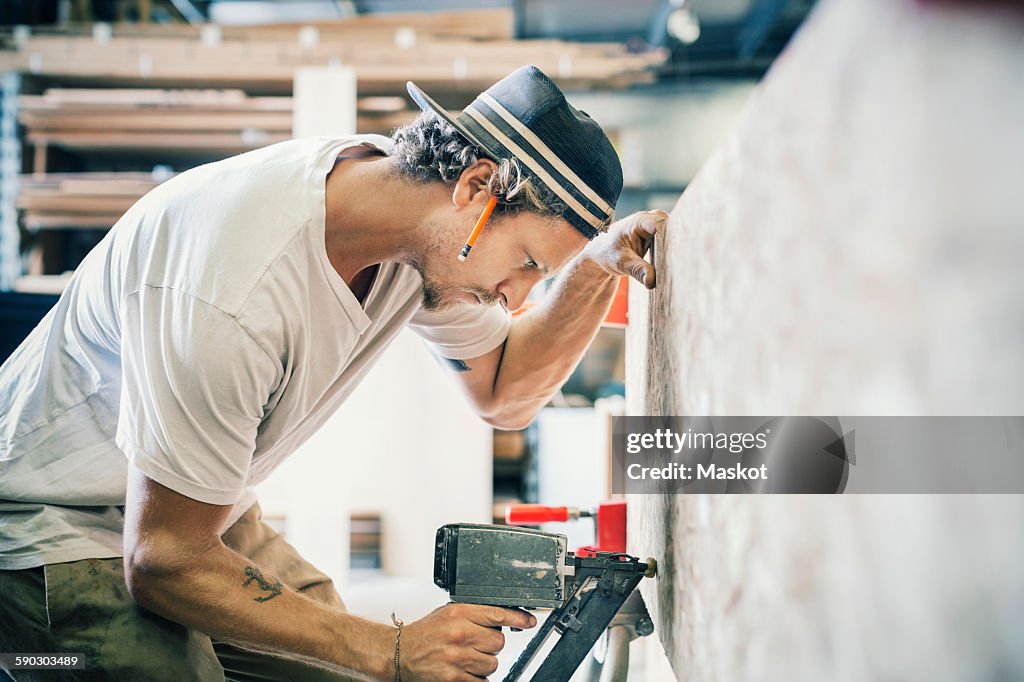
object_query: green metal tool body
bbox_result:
[434,523,652,682]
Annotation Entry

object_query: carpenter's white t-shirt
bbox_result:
[0,135,511,570]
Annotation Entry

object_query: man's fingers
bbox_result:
[623,254,656,289]
[629,231,654,259]
[622,210,664,287]
[634,209,668,235]
[405,604,524,681]
[464,650,501,678]
[624,210,665,255]
[470,625,505,654]
[462,605,537,630]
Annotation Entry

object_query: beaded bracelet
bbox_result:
[390,612,404,682]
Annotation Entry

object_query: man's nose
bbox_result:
[498,278,536,313]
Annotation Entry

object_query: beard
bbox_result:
[420,277,498,312]
[421,278,454,312]
[411,218,499,312]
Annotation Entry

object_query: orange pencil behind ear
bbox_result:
[458,195,498,262]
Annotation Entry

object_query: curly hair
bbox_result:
[389,112,570,222]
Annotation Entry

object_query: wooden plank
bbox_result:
[23,213,123,229]
[37,88,252,106]
[20,111,294,132]
[23,90,294,111]
[4,9,515,41]
[21,92,407,116]
[357,96,408,113]
[17,172,165,231]
[57,178,161,194]
[32,142,47,176]
[21,108,291,128]
[21,117,413,148]
[17,194,139,213]
[9,73,653,98]
[0,34,662,94]
[625,0,1024,680]
[19,171,167,185]
[26,130,291,152]
[13,273,74,293]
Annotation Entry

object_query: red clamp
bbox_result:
[505,499,628,554]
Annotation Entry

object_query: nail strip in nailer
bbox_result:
[459,195,498,261]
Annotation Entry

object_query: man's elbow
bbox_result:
[478,384,555,429]
[123,539,192,609]
[480,402,537,431]
[484,415,533,431]
[124,548,167,608]
[124,554,157,607]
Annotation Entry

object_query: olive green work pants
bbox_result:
[0,503,361,682]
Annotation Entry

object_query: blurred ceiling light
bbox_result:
[667,7,701,44]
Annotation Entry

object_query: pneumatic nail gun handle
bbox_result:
[502,552,652,682]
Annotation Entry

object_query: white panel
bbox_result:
[257,330,491,586]
[535,407,607,551]
[292,65,357,139]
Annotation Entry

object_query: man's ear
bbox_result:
[452,158,498,208]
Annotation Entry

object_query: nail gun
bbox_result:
[433,523,656,681]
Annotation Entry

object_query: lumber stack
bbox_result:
[4,8,516,43]
[1,8,663,284]
[14,88,423,234]
[19,88,418,161]
[20,89,291,158]
[17,171,167,230]
[0,10,663,95]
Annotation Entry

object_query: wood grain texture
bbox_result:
[0,32,662,96]
[625,0,1024,679]
[3,9,516,41]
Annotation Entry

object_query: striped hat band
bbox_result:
[458,95,613,238]
[406,65,623,241]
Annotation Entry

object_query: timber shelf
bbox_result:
[19,88,419,171]
[1,8,665,287]
[18,171,166,232]
[0,21,663,97]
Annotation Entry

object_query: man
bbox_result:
[0,65,663,680]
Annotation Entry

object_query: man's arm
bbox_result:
[123,465,534,681]
[460,210,666,430]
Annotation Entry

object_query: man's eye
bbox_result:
[525,256,538,269]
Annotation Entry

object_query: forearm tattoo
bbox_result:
[242,566,283,603]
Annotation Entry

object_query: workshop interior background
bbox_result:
[1,0,1022,680]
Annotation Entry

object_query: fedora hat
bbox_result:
[406,65,622,240]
